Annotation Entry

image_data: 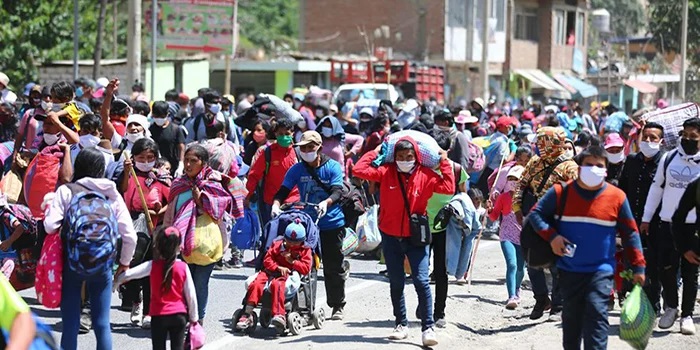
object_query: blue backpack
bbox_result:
[0,314,59,350]
[62,183,119,277]
[231,208,261,250]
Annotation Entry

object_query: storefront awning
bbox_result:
[513,69,572,99]
[624,79,659,94]
[554,74,599,98]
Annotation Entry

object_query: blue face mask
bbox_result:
[75,86,83,98]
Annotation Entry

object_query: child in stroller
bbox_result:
[234,212,323,335]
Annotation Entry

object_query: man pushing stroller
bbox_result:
[236,219,313,331]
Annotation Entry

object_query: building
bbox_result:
[299,0,593,103]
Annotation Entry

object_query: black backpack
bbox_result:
[302,156,367,225]
[520,182,570,269]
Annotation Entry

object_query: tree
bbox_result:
[590,0,646,38]
[237,0,299,53]
[648,0,700,66]
[93,0,109,79]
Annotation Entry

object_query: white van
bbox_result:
[332,83,400,104]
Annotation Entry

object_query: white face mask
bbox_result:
[605,151,625,164]
[315,110,324,118]
[564,150,575,159]
[135,161,155,172]
[208,103,221,115]
[293,101,302,109]
[79,134,100,148]
[396,160,416,173]
[639,141,661,158]
[126,132,144,144]
[153,117,167,126]
[383,125,391,133]
[43,133,60,145]
[579,166,607,187]
[300,150,318,163]
[321,127,333,138]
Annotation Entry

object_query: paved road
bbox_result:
[21,236,700,349]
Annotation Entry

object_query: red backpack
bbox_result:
[23,146,63,219]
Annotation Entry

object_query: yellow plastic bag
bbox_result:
[183,214,223,266]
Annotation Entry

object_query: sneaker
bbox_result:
[547,308,562,322]
[130,302,142,325]
[455,277,467,285]
[226,256,243,268]
[141,316,151,329]
[331,307,344,320]
[244,259,257,268]
[435,318,447,328]
[421,327,438,347]
[236,313,253,330]
[529,297,551,320]
[658,308,679,329]
[506,297,519,310]
[681,316,696,335]
[79,310,91,334]
[388,324,408,340]
[271,315,286,331]
[213,264,224,271]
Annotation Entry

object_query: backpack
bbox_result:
[35,233,63,308]
[62,183,119,277]
[0,313,59,350]
[465,140,486,173]
[231,207,261,250]
[660,150,678,189]
[302,158,367,227]
[256,145,301,203]
[193,113,231,141]
[23,148,62,218]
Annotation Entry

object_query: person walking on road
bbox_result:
[353,137,454,347]
[529,145,646,350]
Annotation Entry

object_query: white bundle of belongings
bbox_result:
[641,102,700,149]
[244,271,302,299]
[382,130,442,168]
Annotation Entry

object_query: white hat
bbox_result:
[329,104,339,113]
[126,114,151,138]
[456,110,478,124]
[96,77,109,88]
[359,107,374,116]
[506,165,525,180]
[0,72,8,88]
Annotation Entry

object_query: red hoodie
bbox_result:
[246,143,300,205]
[263,240,313,276]
[353,140,455,238]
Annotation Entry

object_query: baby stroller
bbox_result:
[232,204,324,336]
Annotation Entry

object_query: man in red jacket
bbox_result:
[353,138,453,347]
[244,118,300,225]
[236,219,312,332]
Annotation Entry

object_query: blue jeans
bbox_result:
[381,233,434,331]
[61,265,112,350]
[445,219,477,278]
[528,265,562,308]
[500,241,525,298]
[559,270,613,350]
[188,263,215,321]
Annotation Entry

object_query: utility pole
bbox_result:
[150,0,157,101]
[127,0,142,90]
[680,0,689,100]
[73,0,79,80]
[481,0,490,101]
[225,1,238,96]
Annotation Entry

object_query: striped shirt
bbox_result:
[528,181,646,274]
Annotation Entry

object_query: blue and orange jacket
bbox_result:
[528,180,646,274]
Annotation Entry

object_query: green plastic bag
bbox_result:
[619,285,656,350]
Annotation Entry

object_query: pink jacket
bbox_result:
[43,178,137,266]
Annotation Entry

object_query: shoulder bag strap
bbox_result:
[303,161,334,195]
[535,159,564,194]
[554,183,570,225]
[396,171,412,216]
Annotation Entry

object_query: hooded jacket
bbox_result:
[512,126,578,213]
[353,138,455,238]
[43,177,137,266]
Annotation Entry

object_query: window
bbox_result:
[515,8,538,41]
[576,12,585,47]
[554,10,566,45]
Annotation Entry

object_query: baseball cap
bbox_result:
[296,130,322,147]
[293,92,305,101]
[0,72,9,88]
[496,116,516,130]
[329,104,339,113]
[359,107,374,117]
[284,219,307,242]
[604,133,624,149]
[96,77,110,88]
[507,165,525,180]
[521,110,535,121]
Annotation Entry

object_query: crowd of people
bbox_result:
[0,69,697,350]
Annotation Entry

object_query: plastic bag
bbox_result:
[620,285,656,350]
[382,130,441,168]
[183,214,223,266]
[341,228,359,256]
[188,321,206,349]
[356,205,381,252]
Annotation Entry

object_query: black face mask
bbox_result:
[681,138,699,155]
